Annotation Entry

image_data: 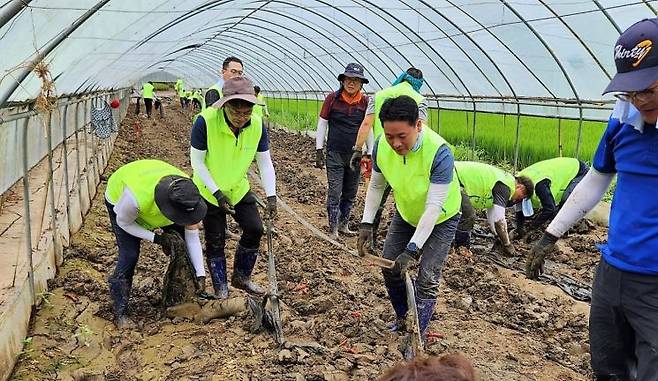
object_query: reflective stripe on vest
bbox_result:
[519,157,580,208]
[373,82,424,139]
[106,159,187,229]
[455,161,515,210]
[192,108,263,206]
[376,129,461,226]
[142,83,155,99]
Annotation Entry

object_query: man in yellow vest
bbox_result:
[515,157,588,238]
[175,79,185,108]
[350,68,427,249]
[356,95,461,341]
[190,77,277,299]
[142,81,155,118]
[454,161,533,257]
[105,159,208,328]
[253,86,269,118]
[204,56,244,110]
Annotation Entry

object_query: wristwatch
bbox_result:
[405,242,419,255]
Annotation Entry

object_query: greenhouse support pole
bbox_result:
[74,102,83,209]
[513,104,522,173]
[44,110,60,261]
[436,100,441,134]
[20,117,35,304]
[61,104,73,232]
[576,106,584,159]
[0,0,31,29]
[470,99,477,160]
[296,92,300,128]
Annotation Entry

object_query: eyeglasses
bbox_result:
[614,84,658,103]
[225,105,252,119]
[228,68,244,76]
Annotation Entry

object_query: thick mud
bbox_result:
[10,99,602,380]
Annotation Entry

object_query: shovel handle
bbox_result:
[363,254,395,269]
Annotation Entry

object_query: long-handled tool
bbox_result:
[363,255,423,358]
[256,197,284,344]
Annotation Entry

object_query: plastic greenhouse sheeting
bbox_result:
[1,1,657,108]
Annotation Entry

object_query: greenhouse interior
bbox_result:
[1,1,658,380]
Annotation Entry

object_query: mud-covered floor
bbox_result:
[10,99,605,380]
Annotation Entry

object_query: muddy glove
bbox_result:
[266,195,277,219]
[494,220,516,256]
[393,245,419,275]
[315,149,325,169]
[360,155,372,180]
[357,223,374,257]
[213,190,235,215]
[526,232,558,279]
[153,231,178,256]
[349,147,362,171]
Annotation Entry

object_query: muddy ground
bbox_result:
[10,99,605,380]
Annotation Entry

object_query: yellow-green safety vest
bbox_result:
[519,157,580,208]
[192,108,263,206]
[376,129,461,227]
[373,82,424,139]
[455,161,515,210]
[253,94,266,117]
[142,83,155,99]
[106,159,187,230]
[175,79,184,97]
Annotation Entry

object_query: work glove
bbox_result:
[153,231,179,256]
[315,148,325,169]
[525,232,559,279]
[266,195,277,219]
[213,190,235,215]
[393,250,418,275]
[360,155,372,180]
[357,223,374,257]
[349,147,362,171]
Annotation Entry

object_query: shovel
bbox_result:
[362,254,423,358]
[256,197,285,344]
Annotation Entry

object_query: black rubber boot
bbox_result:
[231,244,265,295]
[108,277,133,328]
[207,256,229,299]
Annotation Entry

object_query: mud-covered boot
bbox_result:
[232,244,265,295]
[338,219,357,236]
[454,229,473,258]
[384,278,409,332]
[416,297,438,343]
[207,256,229,299]
[329,224,339,240]
[109,277,134,329]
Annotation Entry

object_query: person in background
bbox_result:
[142,81,155,118]
[315,63,369,238]
[515,157,589,238]
[190,77,277,299]
[105,159,207,328]
[526,18,658,380]
[253,86,270,118]
[204,56,244,110]
[175,78,185,108]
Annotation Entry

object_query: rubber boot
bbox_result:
[327,204,340,239]
[338,219,357,236]
[232,244,265,295]
[384,276,409,332]
[207,256,229,299]
[454,229,473,257]
[108,277,133,328]
[416,297,438,342]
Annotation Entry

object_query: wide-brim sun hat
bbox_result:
[154,175,207,225]
[212,77,265,108]
[337,62,369,84]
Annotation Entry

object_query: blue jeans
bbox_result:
[325,150,360,227]
[382,211,459,300]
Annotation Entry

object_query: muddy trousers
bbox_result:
[455,190,475,248]
[326,150,360,228]
[203,196,264,292]
[590,258,658,381]
[381,212,459,334]
[371,185,392,246]
[106,201,183,318]
[143,98,153,118]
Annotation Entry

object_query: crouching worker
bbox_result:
[454,161,533,257]
[105,159,208,328]
[356,95,461,339]
[190,76,277,300]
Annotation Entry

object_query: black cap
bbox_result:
[154,176,207,225]
[338,62,369,84]
[604,18,658,94]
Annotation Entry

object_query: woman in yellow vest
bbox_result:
[105,160,207,328]
[190,77,277,299]
[356,96,461,341]
[453,161,533,257]
[142,81,155,118]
